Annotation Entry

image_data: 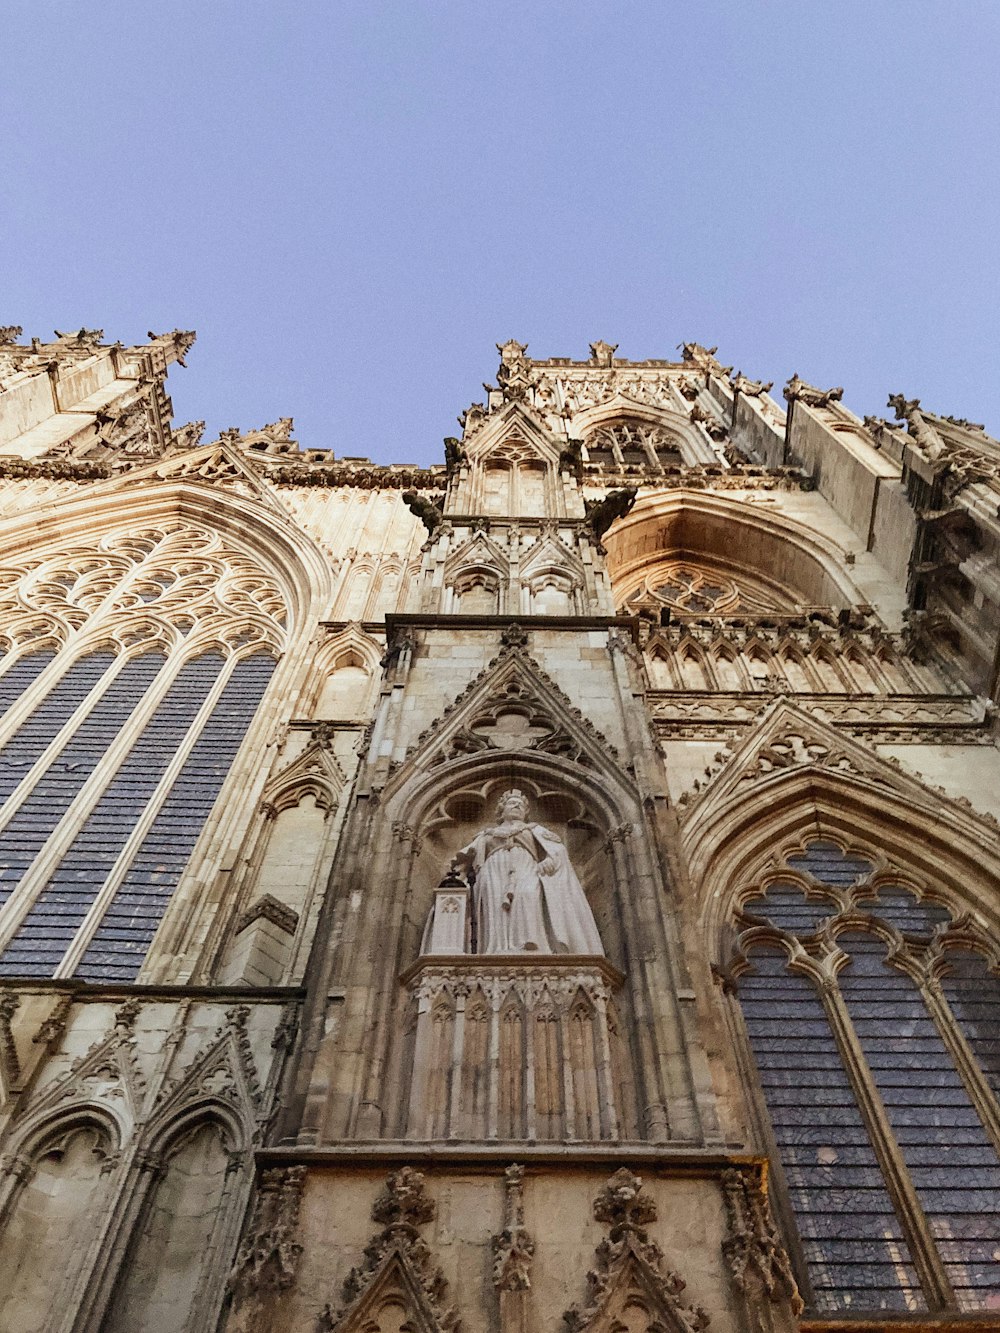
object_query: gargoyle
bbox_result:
[403,489,445,537]
[443,437,468,475]
[584,487,637,543]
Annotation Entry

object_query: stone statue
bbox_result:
[452,789,603,956]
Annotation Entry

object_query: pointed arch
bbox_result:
[308,624,382,720]
[604,488,866,612]
[573,395,713,467]
[681,702,1000,951]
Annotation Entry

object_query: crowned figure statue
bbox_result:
[448,788,604,956]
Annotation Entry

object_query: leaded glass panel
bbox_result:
[731,837,1000,1315]
[740,947,923,1313]
[75,653,275,982]
[0,653,114,807]
[0,652,56,718]
[837,932,1000,1309]
[0,654,221,976]
[941,950,1000,1105]
[0,654,165,921]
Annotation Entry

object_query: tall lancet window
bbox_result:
[0,521,285,980]
[726,838,1000,1316]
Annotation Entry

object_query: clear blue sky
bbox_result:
[3,3,999,465]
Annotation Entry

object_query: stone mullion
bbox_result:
[54,649,245,979]
[814,970,954,1310]
[557,990,577,1140]
[523,987,537,1141]
[487,983,502,1139]
[919,969,1000,1157]
[592,987,619,1140]
[406,984,435,1139]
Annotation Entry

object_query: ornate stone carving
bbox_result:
[584,487,637,543]
[731,372,773,398]
[404,957,627,1140]
[782,374,843,407]
[679,342,732,377]
[0,992,21,1086]
[54,327,104,346]
[411,642,620,771]
[229,1166,308,1301]
[492,1164,534,1291]
[172,419,207,450]
[403,490,445,537]
[318,1168,458,1333]
[563,1169,710,1332]
[0,326,23,345]
[589,341,618,368]
[495,340,536,402]
[443,437,468,475]
[720,1169,802,1319]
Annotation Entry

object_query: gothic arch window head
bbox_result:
[585,418,684,470]
[0,520,286,982]
[724,835,1000,1316]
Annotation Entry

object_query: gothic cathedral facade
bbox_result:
[0,327,998,1331]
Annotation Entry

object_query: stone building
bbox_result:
[0,325,997,1331]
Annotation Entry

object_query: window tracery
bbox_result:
[0,520,286,981]
[624,560,782,616]
[724,837,1000,1315]
[585,419,684,469]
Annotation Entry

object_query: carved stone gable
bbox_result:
[318,1168,458,1333]
[563,1170,710,1333]
[404,646,623,775]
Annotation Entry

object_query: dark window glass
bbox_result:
[940,950,1000,1106]
[740,947,924,1313]
[0,654,165,917]
[785,840,873,887]
[75,653,275,982]
[837,932,1000,1310]
[0,652,56,719]
[0,653,113,807]
[741,880,839,934]
[852,885,951,938]
[0,655,220,976]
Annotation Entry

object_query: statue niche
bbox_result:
[422,789,603,957]
[402,786,633,1142]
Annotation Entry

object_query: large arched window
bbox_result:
[725,838,1000,1316]
[0,521,285,981]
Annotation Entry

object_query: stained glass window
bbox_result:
[0,652,274,980]
[731,839,1000,1315]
